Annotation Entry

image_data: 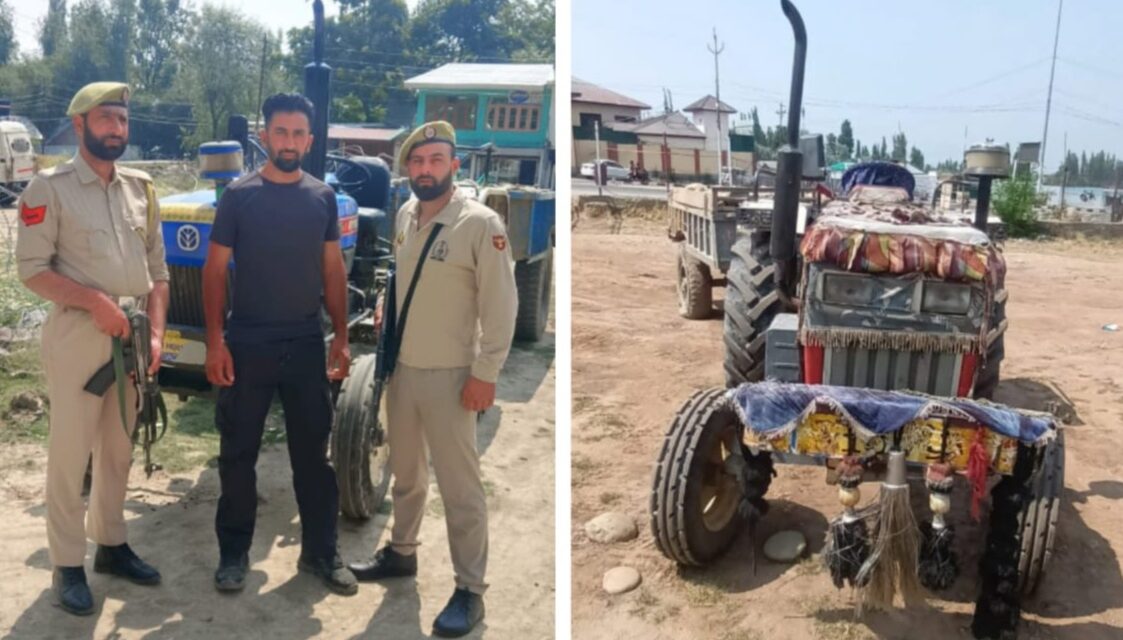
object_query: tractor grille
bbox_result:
[823,347,962,397]
[167,265,232,327]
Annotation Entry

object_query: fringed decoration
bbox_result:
[856,451,923,612]
[919,462,958,591]
[967,428,991,522]
[800,326,982,354]
[824,455,871,589]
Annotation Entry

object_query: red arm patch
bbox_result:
[20,202,46,226]
[492,235,507,251]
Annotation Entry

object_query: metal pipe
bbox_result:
[302,0,331,180]
[974,176,993,232]
[770,0,807,301]
[781,0,806,148]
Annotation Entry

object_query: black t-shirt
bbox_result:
[210,171,340,343]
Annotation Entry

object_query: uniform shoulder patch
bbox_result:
[117,165,153,182]
[20,202,46,226]
[492,235,507,251]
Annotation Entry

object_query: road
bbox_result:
[571,178,670,201]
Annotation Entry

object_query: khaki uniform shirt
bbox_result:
[16,153,170,298]
[393,188,517,383]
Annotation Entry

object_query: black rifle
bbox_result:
[83,311,168,477]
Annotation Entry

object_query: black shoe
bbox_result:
[348,545,418,582]
[52,566,94,616]
[433,588,485,638]
[214,553,248,593]
[298,553,358,596]
[93,543,161,586]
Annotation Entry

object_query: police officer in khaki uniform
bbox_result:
[349,121,517,637]
[16,82,170,616]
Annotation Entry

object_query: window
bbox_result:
[579,113,601,128]
[487,99,542,132]
[424,95,477,130]
[10,137,30,153]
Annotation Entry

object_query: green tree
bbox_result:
[107,0,136,81]
[751,106,765,146]
[498,0,554,62]
[407,0,514,63]
[891,131,907,162]
[0,0,15,64]
[288,0,409,123]
[133,0,189,93]
[41,0,68,57]
[179,5,269,145]
[880,136,887,159]
[992,174,1041,237]
[909,146,924,171]
[838,119,853,159]
[57,0,114,89]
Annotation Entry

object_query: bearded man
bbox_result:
[202,92,356,596]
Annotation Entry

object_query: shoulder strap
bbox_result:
[391,222,444,364]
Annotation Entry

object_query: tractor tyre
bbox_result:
[676,246,713,320]
[331,354,391,520]
[514,249,553,343]
[972,429,1065,638]
[723,232,781,388]
[651,388,765,566]
[974,294,1007,400]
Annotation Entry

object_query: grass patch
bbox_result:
[812,619,875,640]
[0,342,49,444]
[796,553,824,576]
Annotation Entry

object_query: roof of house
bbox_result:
[683,94,736,114]
[327,125,407,143]
[571,77,651,109]
[624,112,705,138]
[404,64,554,91]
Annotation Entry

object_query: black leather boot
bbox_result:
[93,543,161,585]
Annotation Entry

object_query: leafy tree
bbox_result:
[992,174,1041,237]
[0,0,15,64]
[891,131,907,162]
[909,146,924,171]
[41,0,68,57]
[133,0,191,93]
[838,119,853,159]
[498,0,554,62]
[407,0,514,63]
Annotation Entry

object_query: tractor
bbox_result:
[650,3,1063,639]
[154,1,553,521]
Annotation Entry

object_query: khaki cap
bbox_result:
[66,82,130,117]
[397,120,456,171]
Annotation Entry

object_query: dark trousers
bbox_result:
[214,336,339,562]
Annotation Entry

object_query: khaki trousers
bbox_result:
[42,305,137,567]
[387,364,489,594]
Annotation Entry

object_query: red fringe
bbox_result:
[966,428,990,521]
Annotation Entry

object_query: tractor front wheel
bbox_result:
[331,354,391,520]
[651,388,770,566]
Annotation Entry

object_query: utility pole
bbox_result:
[1037,0,1063,194]
[255,33,269,132]
[776,103,787,127]
[664,127,671,197]
[594,119,603,197]
[708,28,726,185]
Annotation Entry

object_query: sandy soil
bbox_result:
[571,213,1123,640]
[0,235,556,639]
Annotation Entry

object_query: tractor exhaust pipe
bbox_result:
[302,0,331,181]
[770,0,807,301]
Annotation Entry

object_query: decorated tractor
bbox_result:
[650,3,1063,639]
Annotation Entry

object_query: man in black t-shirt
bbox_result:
[201,93,356,595]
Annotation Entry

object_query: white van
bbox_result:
[0,120,36,205]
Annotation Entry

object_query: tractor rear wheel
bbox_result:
[651,388,755,566]
[972,429,1064,638]
[723,232,781,387]
[514,249,553,343]
[676,246,713,320]
[331,354,391,520]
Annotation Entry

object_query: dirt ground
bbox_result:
[571,212,1123,640]
[0,204,556,640]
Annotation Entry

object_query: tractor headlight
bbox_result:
[921,281,972,315]
[822,273,876,307]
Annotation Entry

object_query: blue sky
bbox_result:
[573,0,1123,171]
